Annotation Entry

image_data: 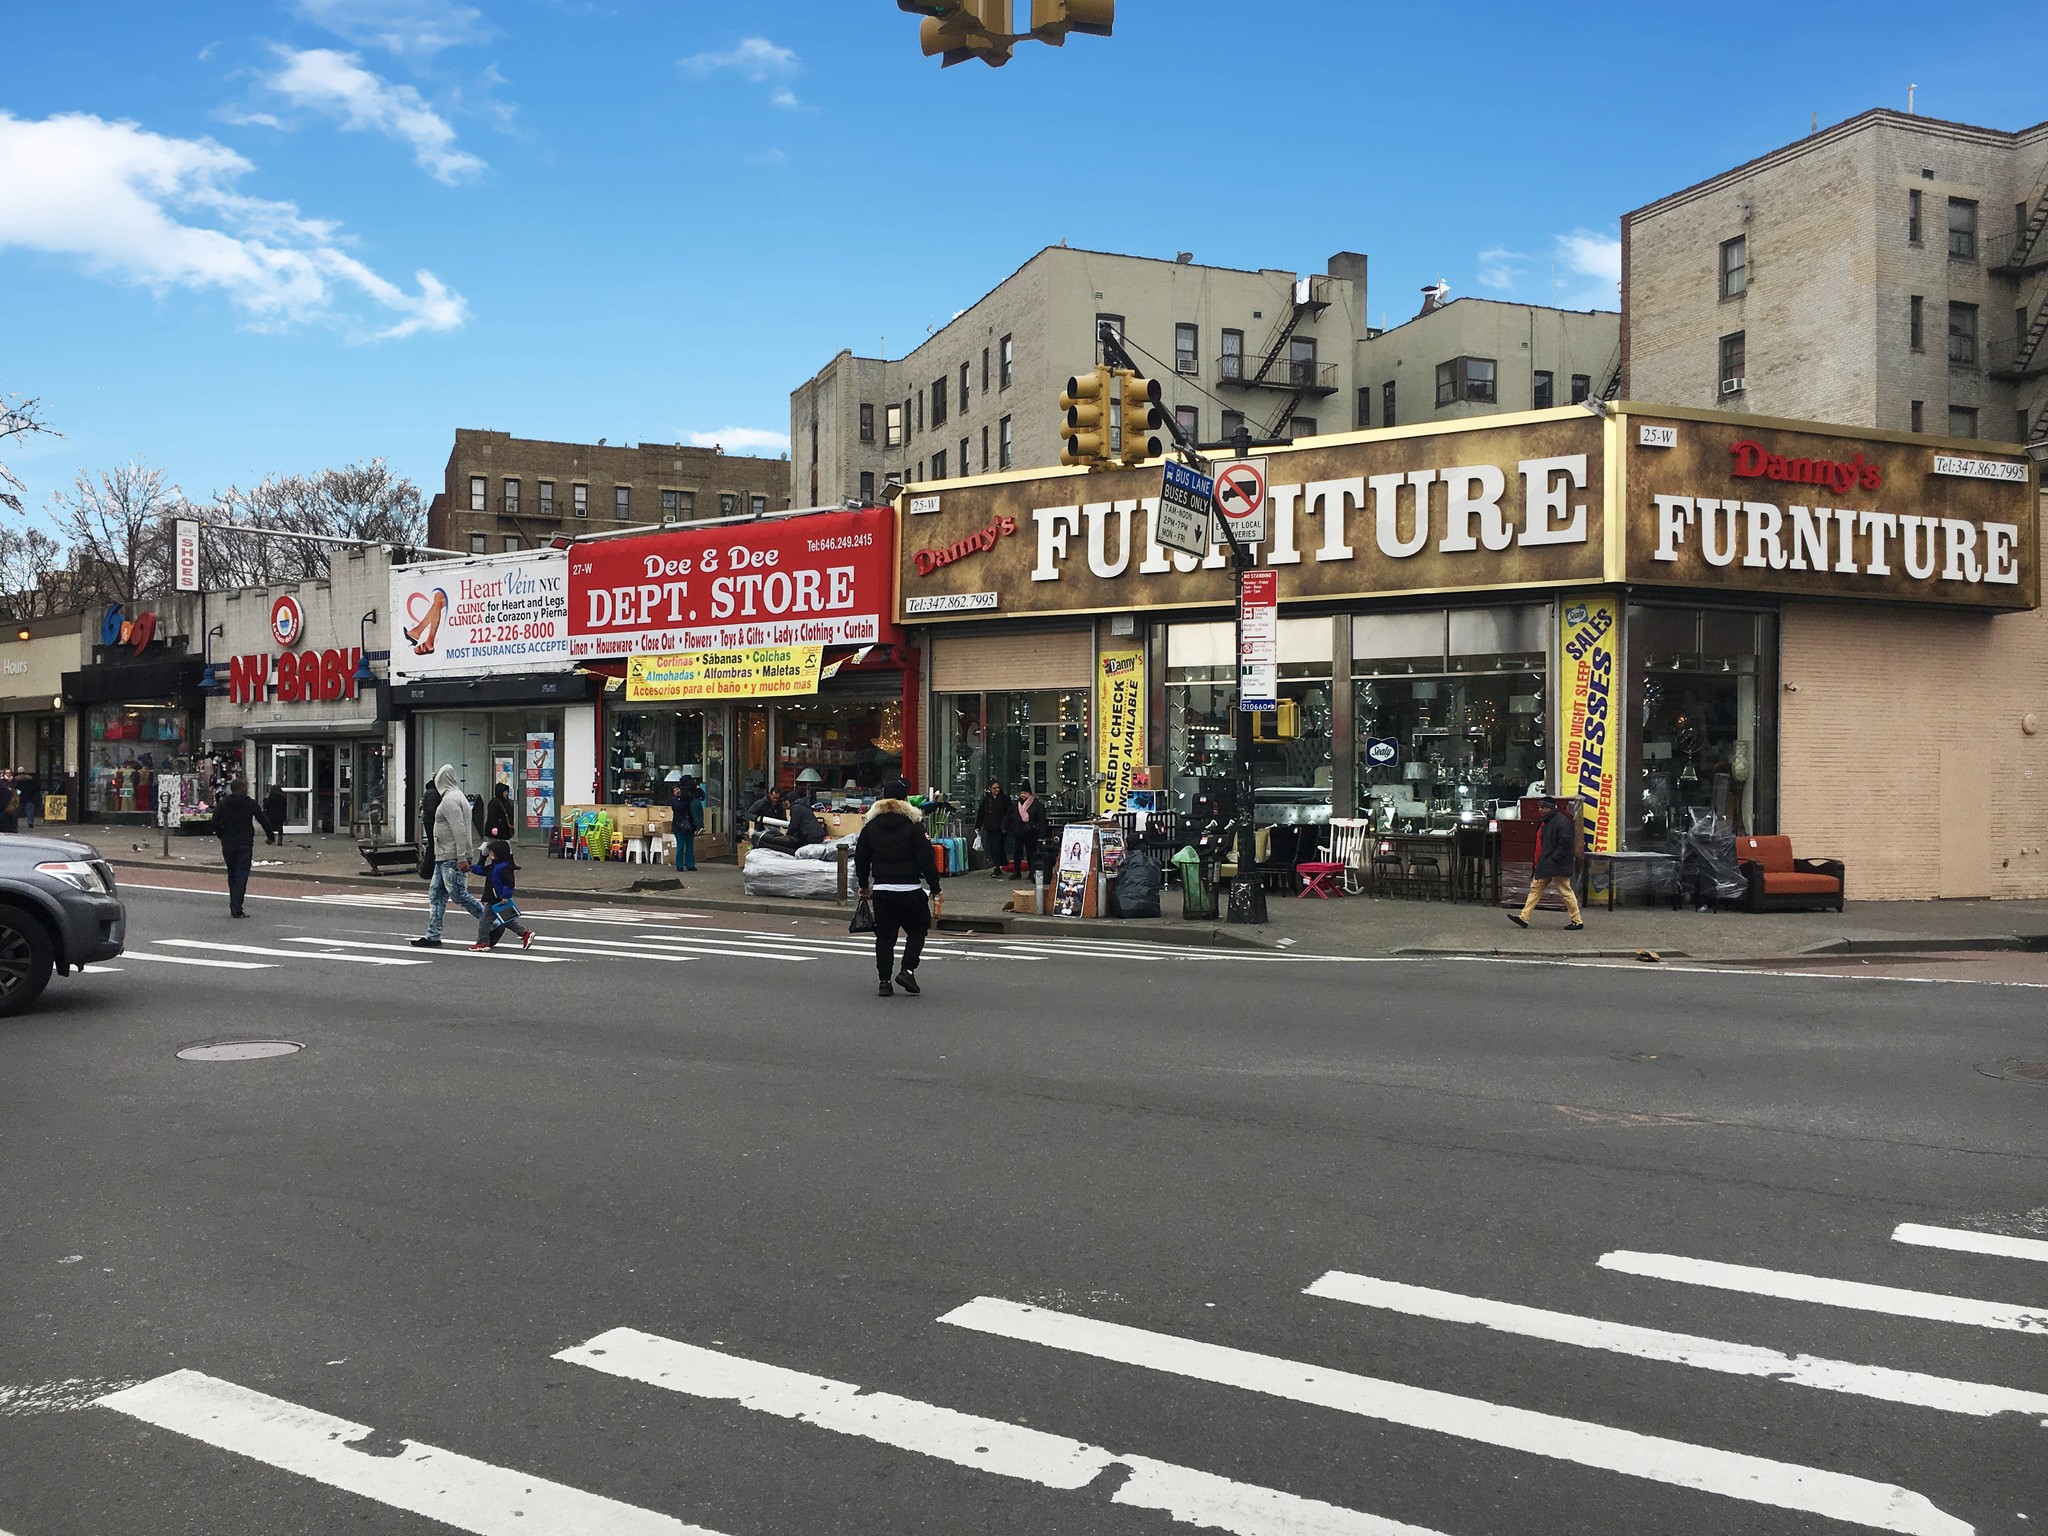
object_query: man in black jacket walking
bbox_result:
[212,776,275,917]
[1509,794,1584,931]
[854,777,942,997]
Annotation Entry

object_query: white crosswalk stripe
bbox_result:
[287,937,574,964]
[118,952,273,970]
[154,939,426,967]
[1599,1250,2048,1334]
[1893,1221,2048,1264]
[95,1371,715,1535]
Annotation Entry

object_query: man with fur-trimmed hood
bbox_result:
[854,777,943,998]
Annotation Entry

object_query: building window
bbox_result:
[931,377,948,428]
[1569,374,1591,405]
[571,483,588,518]
[719,493,737,516]
[1356,387,1371,429]
[959,361,970,411]
[1532,370,1554,409]
[1434,356,1497,406]
[1909,295,1924,352]
[1720,235,1747,299]
[859,403,875,443]
[1948,302,1978,365]
[981,347,990,392]
[859,470,876,502]
[1175,323,1199,374]
[1380,382,1395,428]
[916,392,924,433]
[1220,408,1246,443]
[660,488,694,519]
[1948,198,1978,259]
[1288,336,1318,386]
[980,425,989,472]
[1095,313,1125,361]
[1289,415,1317,439]
[999,415,1013,469]
[1908,188,1923,244]
[468,475,486,512]
[1220,328,1244,382]
[1000,334,1014,388]
[959,436,970,475]
[614,486,631,520]
[886,404,904,448]
[1910,399,1924,433]
[750,494,767,516]
[501,477,520,514]
[931,449,948,479]
[1950,405,1979,438]
[468,533,487,553]
[503,536,521,552]
[1719,332,1746,392]
[1175,405,1199,442]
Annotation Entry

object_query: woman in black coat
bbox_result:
[261,783,288,844]
[1005,788,1050,876]
[976,781,1014,876]
[484,784,517,841]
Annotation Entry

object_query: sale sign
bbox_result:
[567,508,896,660]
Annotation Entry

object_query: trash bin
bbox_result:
[1172,845,1216,920]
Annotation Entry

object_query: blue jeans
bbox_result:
[674,830,697,871]
[425,859,486,939]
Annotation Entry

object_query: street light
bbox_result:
[354,609,379,689]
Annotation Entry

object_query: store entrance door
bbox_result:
[735,706,772,824]
[271,745,313,833]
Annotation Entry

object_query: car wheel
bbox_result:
[0,905,56,1018]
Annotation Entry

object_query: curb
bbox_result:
[1395,947,1694,962]
[1791,934,2048,956]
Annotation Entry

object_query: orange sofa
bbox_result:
[1736,835,1845,912]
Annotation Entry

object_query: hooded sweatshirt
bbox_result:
[854,798,941,894]
[430,765,477,865]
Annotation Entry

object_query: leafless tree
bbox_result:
[46,460,186,605]
[1,393,62,515]
[0,526,72,620]
[204,459,427,585]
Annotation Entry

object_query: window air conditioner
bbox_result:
[1721,378,1745,395]
[1176,357,1198,374]
[572,504,588,518]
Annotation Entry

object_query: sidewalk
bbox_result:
[94,830,2048,963]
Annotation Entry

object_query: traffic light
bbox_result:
[899,0,1014,67]
[1117,369,1164,465]
[1029,0,1113,42]
[1060,366,1113,467]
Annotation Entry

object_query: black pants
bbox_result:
[223,843,253,914]
[1014,835,1041,875]
[872,889,930,980]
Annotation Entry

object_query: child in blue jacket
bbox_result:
[472,839,535,951]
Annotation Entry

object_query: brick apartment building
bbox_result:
[428,431,792,554]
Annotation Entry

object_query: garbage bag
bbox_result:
[1170,844,1204,902]
[1109,852,1163,919]
[743,847,840,898]
[1676,809,1746,906]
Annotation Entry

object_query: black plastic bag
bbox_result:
[1109,852,1163,919]
[849,897,876,934]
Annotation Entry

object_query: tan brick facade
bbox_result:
[429,430,791,554]
[1779,502,2048,900]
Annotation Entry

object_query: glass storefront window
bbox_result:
[1167,619,1334,826]
[1355,603,1547,831]
[1624,605,1776,848]
[85,703,201,820]
[608,707,726,843]
[773,693,903,808]
[935,689,1092,814]
[415,709,564,843]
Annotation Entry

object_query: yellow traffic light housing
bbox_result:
[1116,369,1164,465]
[901,0,1014,66]
[1029,0,1113,41]
[1250,699,1301,741]
[1060,366,1113,468]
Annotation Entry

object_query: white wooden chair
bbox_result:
[1325,818,1373,895]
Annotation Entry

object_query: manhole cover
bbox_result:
[1975,1059,2048,1085]
[177,1040,305,1062]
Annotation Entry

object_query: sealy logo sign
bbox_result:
[1729,439,1883,496]
[914,515,1017,576]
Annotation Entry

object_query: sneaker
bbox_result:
[877,980,894,997]
[468,942,490,951]
[411,937,442,948]
[895,970,921,996]
[1506,914,1529,929]
[520,930,534,951]
[1565,921,1585,931]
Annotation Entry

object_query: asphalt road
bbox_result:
[2,874,2044,1536]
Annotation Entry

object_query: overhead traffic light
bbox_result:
[1029,0,1114,42]
[1116,369,1164,465]
[898,0,1014,67]
[1060,366,1114,468]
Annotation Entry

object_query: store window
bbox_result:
[414,709,566,844]
[772,692,903,802]
[1167,619,1334,829]
[1622,605,1777,850]
[936,689,1091,812]
[85,703,201,820]
[1352,605,1547,832]
[607,706,727,844]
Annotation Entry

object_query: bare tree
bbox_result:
[0,526,71,620]
[206,459,426,586]
[1,393,62,515]
[47,460,186,606]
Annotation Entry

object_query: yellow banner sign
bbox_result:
[627,645,823,702]
[1094,647,1146,813]
[1557,593,1620,853]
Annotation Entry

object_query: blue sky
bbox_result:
[4,1,2041,529]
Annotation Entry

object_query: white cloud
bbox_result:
[1475,246,1529,290]
[680,37,799,81]
[1556,228,1622,292]
[219,109,288,129]
[770,88,803,111]
[686,427,791,456]
[265,47,484,184]
[290,0,488,61]
[0,110,466,341]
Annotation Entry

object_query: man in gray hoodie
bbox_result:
[413,763,487,947]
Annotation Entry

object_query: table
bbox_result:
[1579,850,1681,910]
[1368,833,1458,899]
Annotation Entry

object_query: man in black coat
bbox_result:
[261,782,288,844]
[855,778,942,998]
[976,780,1014,877]
[212,776,275,917]
[1509,794,1584,930]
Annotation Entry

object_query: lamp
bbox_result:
[355,608,379,687]
[663,768,684,783]
[197,622,227,693]
[796,768,823,785]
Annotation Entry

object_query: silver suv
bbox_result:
[0,834,126,1016]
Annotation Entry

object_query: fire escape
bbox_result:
[1215,275,1338,437]
[1986,166,2048,443]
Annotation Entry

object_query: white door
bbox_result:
[271,745,313,834]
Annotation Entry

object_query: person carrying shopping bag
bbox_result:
[855,777,942,998]
[471,839,535,951]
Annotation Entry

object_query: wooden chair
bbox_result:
[1325,818,1372,895]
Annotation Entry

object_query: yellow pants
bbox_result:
[1521,876,1583,923]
